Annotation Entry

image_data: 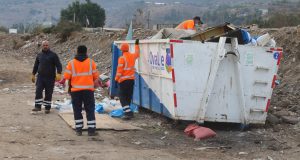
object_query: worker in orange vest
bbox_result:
[115,39,140,120]
[175,16,203,30]
[64,45,99,136]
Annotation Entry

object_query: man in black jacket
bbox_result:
[31,40,62,114]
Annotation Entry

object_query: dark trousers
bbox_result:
[35,75,55,110]
[71,90,96,133]
[119,80,134,113]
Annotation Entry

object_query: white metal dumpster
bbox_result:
[110,37,283,125]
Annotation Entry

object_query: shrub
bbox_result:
[54,21,82,42]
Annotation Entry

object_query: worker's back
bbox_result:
[115,44,140,83]
[175,20,195,30]
[64,58,99,92]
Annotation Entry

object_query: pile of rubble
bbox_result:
[0,29,157,73]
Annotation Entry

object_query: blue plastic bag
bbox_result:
[241,29,252,44]
[95,103,104,113]
[109,103,138,117]
[130,103,139,113]
[109,109,124,117]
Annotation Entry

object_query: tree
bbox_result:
[60,0,105,28]
[0,26,8,33]
[133,9,145,28]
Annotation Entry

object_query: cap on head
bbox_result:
[77,45,87,54]
[120,43,129,52]
[193,16,203,24]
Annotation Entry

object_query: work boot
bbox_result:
[32,108,41,112]
[123,111,134,120]
[45,109,50,114]
[76,131,82,136]
[88,132,98,136]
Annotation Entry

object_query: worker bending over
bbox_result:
[175,16,203,31]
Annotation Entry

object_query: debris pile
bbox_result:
[252,26,300,126]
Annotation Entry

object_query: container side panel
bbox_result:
[205,54,243,123]
[109,44,122,97]
[239,46,278,123]
[114,41,175,118]
[173,42,218,120]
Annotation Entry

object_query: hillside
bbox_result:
[1,0,299,28]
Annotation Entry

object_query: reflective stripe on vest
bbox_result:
[120,75,135,80]
[120,56,135,71]
[70,59,93,77]
[72,85,94,89]
[65,69,72,74]
[117,64,124,67]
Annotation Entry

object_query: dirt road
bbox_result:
[0,54,299,160]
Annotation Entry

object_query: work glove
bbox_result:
[135,39,139,45]
[31,74,35,83]
[55,74,62,81]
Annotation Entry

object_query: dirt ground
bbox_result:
[1,27,300,159]
[0,51,299,159]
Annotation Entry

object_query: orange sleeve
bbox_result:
[92,60,99,81]
[134,44,140,59]
[64,61,72,80]
[175,21,184,29]
[115,57,125,82]
[186,21,195,30]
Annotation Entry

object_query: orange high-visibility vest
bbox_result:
[115,45,140,83]
[64,58,99,92]
[175,20,195,30]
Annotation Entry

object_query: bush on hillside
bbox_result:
[54,21,82,42]
[0,26,8,33]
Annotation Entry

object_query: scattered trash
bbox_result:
[160,136,166,140]
[54,86,65,94]
[88,137,104,142]
[241,29,252,44]
[267,156,274,160]
[184,124,216,140]
[95,103,104,113]
[95,98,138,116]
[2,88,9,91]
[99,74,110,82]
[151,28,195,40]
[275,79,280,86]
[132,141,142,145]
[95,97,122,114]
[94,74,110,88]
[256,33,271,46]
[4,155,33,159]
[53,98,73,112]
[130,103,139,113]
[194,146,232,151]
[109,108,124,117]
[238,152,248,155]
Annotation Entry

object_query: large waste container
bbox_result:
[110,37,283,125]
